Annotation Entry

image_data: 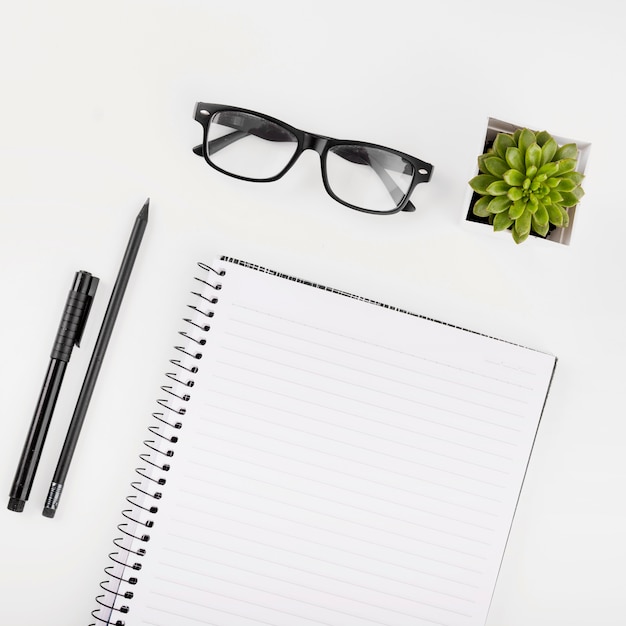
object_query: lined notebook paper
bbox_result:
[92,257,556,626]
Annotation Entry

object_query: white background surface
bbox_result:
[0,1,624,624]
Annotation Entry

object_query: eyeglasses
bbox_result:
[193,103,433,215]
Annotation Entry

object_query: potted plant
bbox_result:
[467,122,587,244]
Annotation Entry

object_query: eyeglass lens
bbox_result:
[207,111,298,180]
[326,146,413,213]
[206,109,416,212]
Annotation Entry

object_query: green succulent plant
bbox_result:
[469,128,585,244]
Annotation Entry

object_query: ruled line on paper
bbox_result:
[174,500,487,577]
[199,420,502,504]
[187,451,497,533]
[207,387,512,478]
[214,366,520,448]
[159,558,477,616]
[154,565,475,623]
[193,420,505,504]
[176,490,489,580]
[197,405,508,491]
[189,441,501,522]
[485,359,538,376]
[146,596,287,626]
[145,585,457,626]
[207,380,516,463]
[143,607,222,626]
[149,585,456,626]
[180,474,492,553]
[231,306,536,391]
[189,426,501,517]
[222,345,526,422]
[224,330,530,406]
[166,533,477,602]
[159,535,478,618]
[158,564,472,623]
[154,578,402,626]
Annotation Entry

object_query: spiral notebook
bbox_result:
[91,256,556,626]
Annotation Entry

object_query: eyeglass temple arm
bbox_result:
[199,130,248,155]
[333,147,416,212]
[369,157,415,212]
[193,120,291,157]
[205,116,294,151]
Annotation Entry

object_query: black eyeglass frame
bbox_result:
[193,102,434,215]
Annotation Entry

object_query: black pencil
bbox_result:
[43,199,149,518]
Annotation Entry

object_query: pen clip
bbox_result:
[74,273,99,348]
[50,271,100,361]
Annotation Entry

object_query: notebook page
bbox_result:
[128,258,556,626]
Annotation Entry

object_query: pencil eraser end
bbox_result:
[42,506,56,518]
[8,497,25,512]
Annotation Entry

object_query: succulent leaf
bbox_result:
[535,130,552,146]
[518,129,536,153]
[532,216,550,237]
[555,177,576,191]
[486,181,511,196]
[505,146,524,171]
[554,143,578,160]
[488,196,512,213]
[540,137,558,165]
[525,143,542,169]
[472,195,491,217]
[534,203,549,226]
[560,187,584,206]
[549,189,564,204]
[537,161,559,178]
[546,202,564,226]
[493,211,513,231]
[503,169,525,186]
[561,170,585,185]
[557,158,577,175]
[470,174,499,194]
[512,226,529,244]
[558,191,578,206]
[481,155,509,177]
[508,200,526,220]
[492,133,515,159]
[516,210,531,237]
[507,187,524,202]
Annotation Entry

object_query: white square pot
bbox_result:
[464,117,591,245]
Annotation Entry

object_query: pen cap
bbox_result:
[50,271,99,361]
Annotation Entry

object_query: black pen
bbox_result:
[8,270,99,512]
[43,199,149,518]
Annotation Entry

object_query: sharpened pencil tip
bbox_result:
[139,198,149,220]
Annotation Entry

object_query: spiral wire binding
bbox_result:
[90,262,224,626]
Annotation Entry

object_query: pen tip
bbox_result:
[139,198,149,219]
